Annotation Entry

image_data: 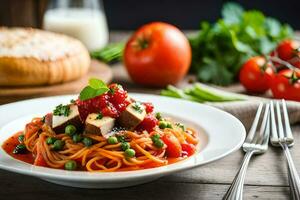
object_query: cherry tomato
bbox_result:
[136,114,158,132]
[143,102,154,113]
[161,133,182,158]
[124,22,191,87]
[239,56,274,93]
[181,143,196,157]
[274,39,299,61]
[270,69,300,101]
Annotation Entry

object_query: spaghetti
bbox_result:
[3,117,198,172]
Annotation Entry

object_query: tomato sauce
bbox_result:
[2,132,34,164]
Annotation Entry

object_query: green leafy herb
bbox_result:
[189,2,293,85]
[41,115,46,123]
[79,78,109,101]
[132,102,143,113]
[161,83,245,102]
[96,113,103,120]
[175,123,186,131]
[13,144,27,154]
[53,104,71,117]
[116,135,126,143]
[91,43,125,63]
[70,99,76,104]
[18,134,25,143]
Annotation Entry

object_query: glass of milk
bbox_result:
[43,0,109,51]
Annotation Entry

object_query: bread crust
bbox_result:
[0,27,91,86]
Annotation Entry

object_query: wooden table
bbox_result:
[0,32,298,200]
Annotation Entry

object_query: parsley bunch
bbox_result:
[189,2,293,85]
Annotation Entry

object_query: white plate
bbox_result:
[0,94,246,188]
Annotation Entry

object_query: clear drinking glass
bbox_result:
[43,0,109,51]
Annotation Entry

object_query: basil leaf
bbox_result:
[89,78,107,89]
[79,86,109,101]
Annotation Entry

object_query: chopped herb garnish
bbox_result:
[132,102,143,113]
[18,134,25,143]
[175,123,185,131]
[79,78,109,101]
[70,99,76,104]
[109,88,115,95]
[96,113,103,120]
[41,115,46,123]
[53,104,71,117]
[116,135,126,143]
[13,144,27,154]
[155,112,162,120]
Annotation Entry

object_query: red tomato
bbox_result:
[275,39,300,61]
[239,56,274,93]
[161,133,182,158]
[124,22,191,87]
[136,114,158,132]
[270,69,300,101]
[181,143,196,157]
[143,102,154,113]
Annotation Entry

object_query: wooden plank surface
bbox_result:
[0,31,298,199]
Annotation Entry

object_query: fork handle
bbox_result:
[223,151,255,200]
[281,143,300,199]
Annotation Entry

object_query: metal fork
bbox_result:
[223,103,270,200]
[269,100,300,199]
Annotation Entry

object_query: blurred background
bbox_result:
[0,0,300,30]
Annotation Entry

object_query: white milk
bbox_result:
[43,8,108,51]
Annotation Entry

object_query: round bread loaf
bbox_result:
[0,27,91,86]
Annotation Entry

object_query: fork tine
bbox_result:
[262,108,270,146]
[257,104,269,144]
[276,101,285,139]
[281,99,294,140]
[245,103,263,143]
[253,103,270,144]
[270,101,279,144]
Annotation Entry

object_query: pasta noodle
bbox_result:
[11,117,199,172]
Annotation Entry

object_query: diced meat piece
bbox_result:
[117,102,146,130]
[85,113,115,136]
[52,104,82,133]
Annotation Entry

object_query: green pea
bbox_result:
[107,136,118,144]
[52,140,65,151]
[82,137,93,147]
[18,134,25,143]
[166,123,172,129]
[46,137,57,145]
[151,133,160,141]
[159,121,168,129]
[154,139,164,148]
[65,124,77,136]
[64,160,77,171]
[13,144,27,154]
[124,149,135,158]
[121,142,130,151]
[155,112,162,120]
[72,134,82,143]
